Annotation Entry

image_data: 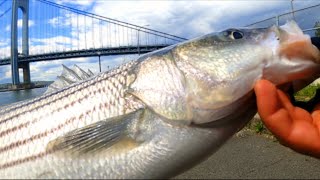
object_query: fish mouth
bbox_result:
[262,21,320,91]
[272,21,320,63]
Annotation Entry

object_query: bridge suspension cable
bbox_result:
[0,7,10,18]
[1,0,187,65]
[0,0,7,7]
[36,0,187,42]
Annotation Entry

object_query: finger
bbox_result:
[311,108,320,130]
[312,110,320,125]
[286,119,320,158]
[254,80,281,119]
[312,104,320,127]
[264,109,292,140]
[277,89,294,112]
[254,82,293,141]
[277,89,314,123]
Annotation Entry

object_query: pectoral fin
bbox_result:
[47,110,144,154]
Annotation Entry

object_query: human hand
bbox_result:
[254,79,320,158]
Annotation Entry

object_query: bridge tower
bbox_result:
[11,0,30,88]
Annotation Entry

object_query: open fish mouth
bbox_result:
[272,21,320,62]
[256,21,320,87]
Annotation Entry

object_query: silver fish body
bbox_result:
[0,21,319,179]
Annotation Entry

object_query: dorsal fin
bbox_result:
[87,69,94,76]
[45,64,95,94]
[61,64,82,83]
[73,64,91,79]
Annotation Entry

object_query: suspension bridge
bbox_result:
[1,0,319,89]
[0,0,187,88]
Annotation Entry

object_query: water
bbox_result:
[0,87,47,107]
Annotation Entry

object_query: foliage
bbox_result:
[254,121,265,133]
[294,83,320,101]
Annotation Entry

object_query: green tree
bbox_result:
[315,21,320,37]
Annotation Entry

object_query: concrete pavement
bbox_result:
[175,130,320,179]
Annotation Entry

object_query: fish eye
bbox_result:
[224,29,244,40]
[232,31,243,39]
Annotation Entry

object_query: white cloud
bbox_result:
[30,62,63,81]
[29,35,73,54]
[48,14,72,28]
[55,0,94,7]
[0,39,9,47]
[0,65,11,83]
[91,1,317,38]
[0,46,10,59]
[92,1,290,38]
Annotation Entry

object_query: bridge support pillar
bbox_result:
[19,62,31,84]
[11,0,30,86]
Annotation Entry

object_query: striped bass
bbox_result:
[0,21,320,179]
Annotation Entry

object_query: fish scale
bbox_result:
[0,61,140,169]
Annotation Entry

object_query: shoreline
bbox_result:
[0,81,52,92]
[0,85,48,92]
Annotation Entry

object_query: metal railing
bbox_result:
[245,3,320,37]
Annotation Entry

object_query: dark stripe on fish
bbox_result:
[0,66,128,128]
[0,86,111,139]
[0,72,112,125]
[0,117,77,154]
[0,98,84,139]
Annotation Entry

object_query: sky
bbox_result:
[0,0,319,84]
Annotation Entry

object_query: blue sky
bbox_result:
[0,0,319,84]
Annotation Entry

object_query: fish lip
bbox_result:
[266,21,320,63]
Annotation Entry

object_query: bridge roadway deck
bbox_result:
[0,45,171,65]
